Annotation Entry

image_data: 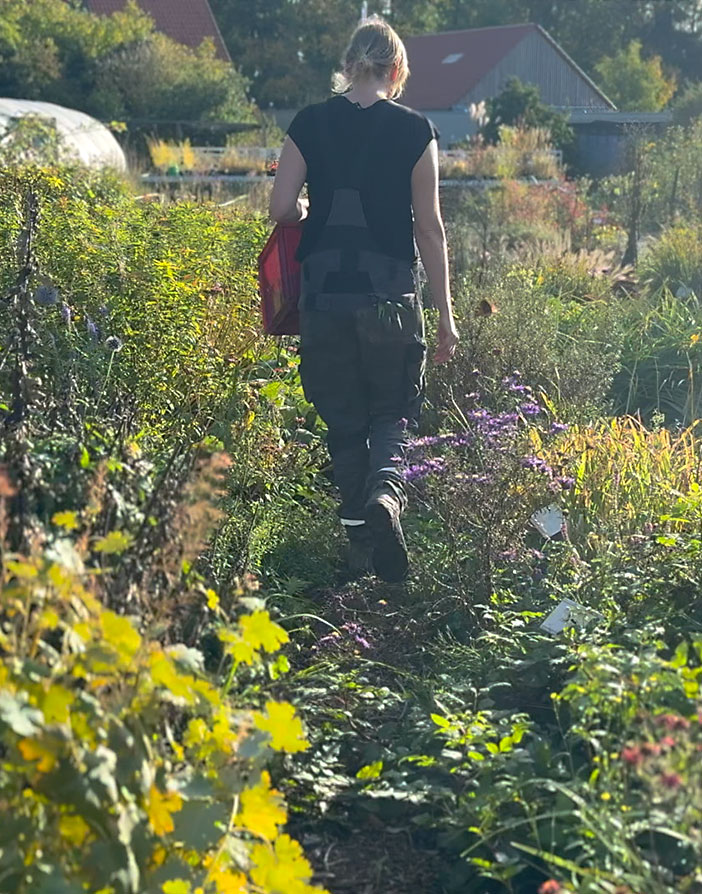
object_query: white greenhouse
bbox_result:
[0,98,126,170]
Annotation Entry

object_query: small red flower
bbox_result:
[621,745,644,766]
[539,882,562,894]
[656,713,690,731]
[660,772,683,789]
[641,742,661,757]
[659,735,676,749]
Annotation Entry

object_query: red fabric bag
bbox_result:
[258,221,303,336]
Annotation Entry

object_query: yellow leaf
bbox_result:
[39,609,60,630]
[94,530,133,554]
[218,629,258,666]
[236,771,287,840]
[250,834,321,893]
[52,511,79,531]
[239,610,289,654]
[206,863,248,894]
[147,785,183,836]
[73,622,92,643]
[210,707,240,754]
[59,814,91,846]
[18,738,57,773]
[39,684,74,723]
[102,611,141,663]
[6,560,38,579]
[253,701,308,753]
[150,653,197,704]
[151,845,167,868]
[70,712,96,746]
[184,718,208,749]
[162,882,191,894]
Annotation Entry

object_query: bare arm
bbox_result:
[269,136,308,223]
[411,139,459,364]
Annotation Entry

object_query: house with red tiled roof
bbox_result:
[84,0,231,62]
[400,23,614,146]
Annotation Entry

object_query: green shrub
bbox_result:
[427,264,624,426]
[551,416,702,551]
[0,166,277,583]
[0,552,326,894]
[612,287,702,425]
[0,0,256,124]
[639,225,702,297]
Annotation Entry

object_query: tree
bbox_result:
[595,40,676,111]
[481,78,573,149]
[672,81,702,126]
[210,0,357,107]
[0,0,256,123]
[205,0,702,111]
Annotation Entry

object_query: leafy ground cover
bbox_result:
[4,141,702,894]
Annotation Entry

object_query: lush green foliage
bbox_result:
[481,79,573,151]
[595,41,676,112]
[0,164,330,893]
[7,116,702,894]
[0,0,255,123]
[0,558,322,893]
[672,80,702,125]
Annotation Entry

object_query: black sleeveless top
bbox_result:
[287,96,439,264]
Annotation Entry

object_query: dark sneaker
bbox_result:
[343,522,374,579]
[347,539,374,578]
[364,489,408,582]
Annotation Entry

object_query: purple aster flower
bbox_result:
[550,421,569,434]
[341,622,372,650]
[520,402,542,416]
[557,475,575,490]
[60,303,72,325]
[403,456,447,482]
[521,456,551,474]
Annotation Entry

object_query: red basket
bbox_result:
[258,221,303,336]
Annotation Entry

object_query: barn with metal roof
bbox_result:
[401,24,615,146]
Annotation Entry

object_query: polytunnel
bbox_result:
[0,98,127,170]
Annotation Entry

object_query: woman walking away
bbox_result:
[269,14,458,583]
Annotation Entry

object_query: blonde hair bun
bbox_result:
[332,14,409,100]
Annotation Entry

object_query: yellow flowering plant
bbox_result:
[0,552,327,894]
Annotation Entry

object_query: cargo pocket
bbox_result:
[405,339,427,421]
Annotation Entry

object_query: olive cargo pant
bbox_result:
[298,291,426,523]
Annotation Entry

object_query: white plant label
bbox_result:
[531,504,564,539]
[540,598,603,635]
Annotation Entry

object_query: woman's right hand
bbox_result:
[434,314,460,365]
